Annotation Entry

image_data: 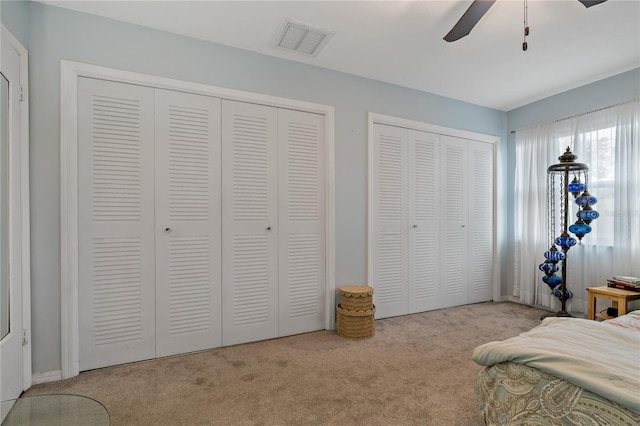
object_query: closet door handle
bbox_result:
[412,224,418,228]
[267,226,272,231]
[165,227,172,233]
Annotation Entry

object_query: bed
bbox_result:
[472,310,640,425]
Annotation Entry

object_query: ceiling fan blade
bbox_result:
[444,0,496,42]
[577,0,607,7]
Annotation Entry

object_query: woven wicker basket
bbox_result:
[339,285,374,311]
[336,304,375,340]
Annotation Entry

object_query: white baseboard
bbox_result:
[31,370,62,385]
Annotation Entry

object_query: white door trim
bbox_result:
[367,113,501,306]
[0,24,31,394]
[61,60,335,379]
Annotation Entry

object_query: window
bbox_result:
[513,99,639,311]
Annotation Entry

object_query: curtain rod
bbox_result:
[510,98,639,134]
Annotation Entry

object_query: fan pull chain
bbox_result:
[523,0,529,51]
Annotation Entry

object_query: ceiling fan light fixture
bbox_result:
[522,0,529,51]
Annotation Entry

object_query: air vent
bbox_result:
[275,19,334,57]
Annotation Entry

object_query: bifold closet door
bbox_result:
[78,78,156,370]
[371,124,409,318]
[278,109,326,336]
[154,89,222,357]
[371,124,494,317]
[467,141,494,304]
[221,100,279,346]
[440,136,469,308]
[371,124,441,318]
[439,135,494,308]
[408,130,440,313]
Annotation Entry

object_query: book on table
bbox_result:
[607,276,640,291]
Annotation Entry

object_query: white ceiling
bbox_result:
[40,0,640,111]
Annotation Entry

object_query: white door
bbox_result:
[371,124,409,318]
[468,141,494,304]
[0,30,29,402]
[154,89,222,357]
[221,100,279,346]
[440,136,469,308]
[439,135,494,307]
[370,123,495,317]
[409,130,440,313]
[277,109,325,336]
[78,78,157,370]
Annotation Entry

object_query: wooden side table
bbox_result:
[586,286,640,320]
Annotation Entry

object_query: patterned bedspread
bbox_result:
[473,310,640,425]
[475,361,640,425]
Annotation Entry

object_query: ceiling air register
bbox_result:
[275,19,334,57]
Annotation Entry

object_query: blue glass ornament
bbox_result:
[544,248,565,262]
[539,261,559,276]
[567,178,585,198]
[577,209,599,223]
[551,287,573,300]
[575,191,597,207]
[569,222,592,239]
[555,235,577,248]
[542,275,562,288]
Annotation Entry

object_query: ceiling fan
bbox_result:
[444,0,608,42]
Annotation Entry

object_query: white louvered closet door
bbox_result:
[277,109,325,336]
[78,78,156,370]
[440,136,470,308]
[371,124,409,318]
[408,130,440,313]
[468,141,494,304]
[154,90,222,357]
[221,100,279,346]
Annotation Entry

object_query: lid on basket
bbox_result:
[339,286,374,297]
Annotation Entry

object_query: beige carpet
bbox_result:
[24,301,548,425]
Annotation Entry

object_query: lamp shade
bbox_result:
[555,235,577,248]
[569,222,592,239]
[575,191,597,207]
[568,179,585,197]
[577,209,599,222]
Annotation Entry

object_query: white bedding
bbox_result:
[472,313,640,412]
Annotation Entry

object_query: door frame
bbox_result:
[367,113,501,307]
[60,60,335,379]
[0,24,31,395]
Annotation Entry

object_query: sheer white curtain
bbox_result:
[514,99,639,313]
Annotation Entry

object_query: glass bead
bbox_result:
[567,180,585,196]
[577,209,599,221]
[555,235,577,248]
[544,249,565,262]
[575,194,597,207]
[543,275,562,288]
[538,261,559,275]
[569,223,592,237]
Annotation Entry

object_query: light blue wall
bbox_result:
[11,0,640,378]
[22,2,508,374]
[503,68,640,298]
[1,0,29,48]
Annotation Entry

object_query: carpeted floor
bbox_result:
[24,301,548,425]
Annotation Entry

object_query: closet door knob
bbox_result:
[165,227,172,233]
[267,226,272,231]
[413,224,418,228]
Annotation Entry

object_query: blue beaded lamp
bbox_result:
[538,147,598,319]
